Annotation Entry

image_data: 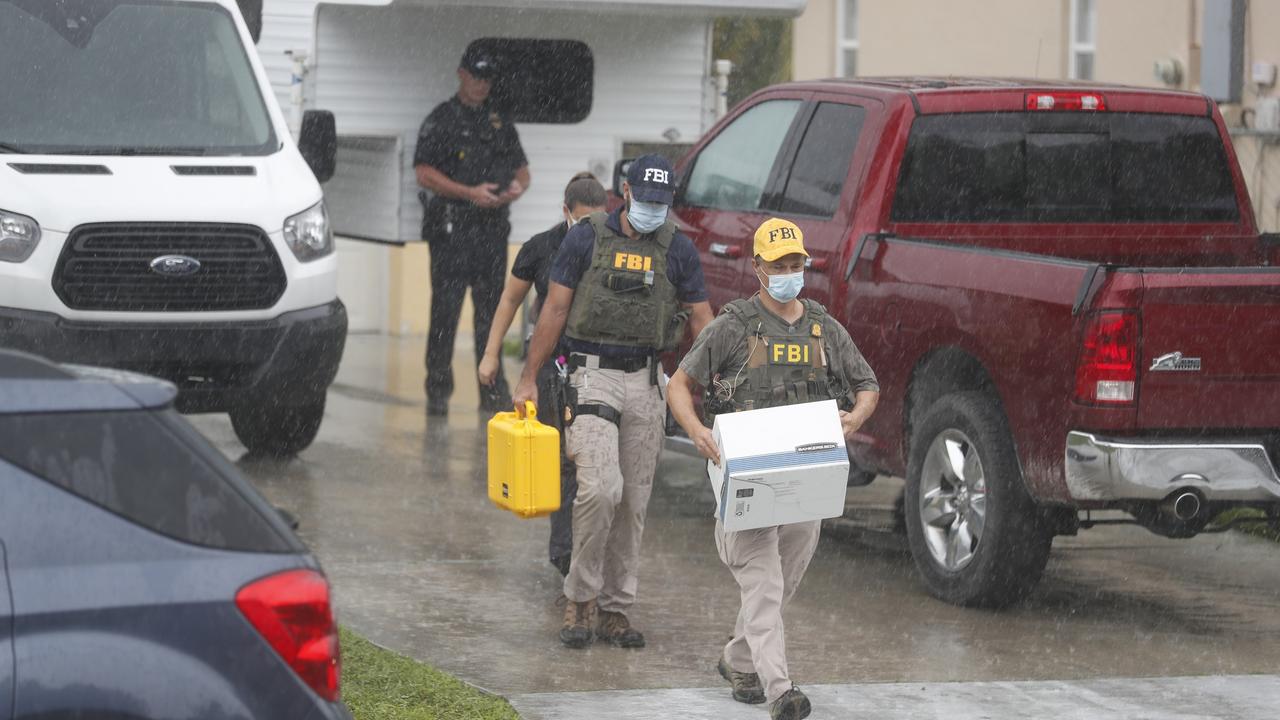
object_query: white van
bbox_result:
[0,0,345,456]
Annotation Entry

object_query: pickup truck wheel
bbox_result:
[905,392,1051,608]
[230,398,325,457]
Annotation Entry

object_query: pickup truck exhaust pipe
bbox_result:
[1160,490,1203,522]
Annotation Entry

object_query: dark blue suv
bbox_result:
[0,350,353,719]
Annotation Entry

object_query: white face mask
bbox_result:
[757,267,805,303]
[564,208,580,231]
[627,198,668,234]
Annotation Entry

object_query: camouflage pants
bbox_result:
[716,519,822,703]
[562,364,665,614]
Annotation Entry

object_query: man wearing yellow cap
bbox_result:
[667,218,879,720]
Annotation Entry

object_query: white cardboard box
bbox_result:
[708,399,850,531]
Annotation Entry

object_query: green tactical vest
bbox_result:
[712,297,849,412]
[564,212,688,351]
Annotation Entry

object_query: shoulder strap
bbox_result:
[721,297,759,322]
[586,211,609,239]
[652,219,677,250]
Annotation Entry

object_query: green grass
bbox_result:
[1214,508,1280,542]
[502,337,523,358]
[340,627,519,720]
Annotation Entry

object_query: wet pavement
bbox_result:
[189,334,1280,719]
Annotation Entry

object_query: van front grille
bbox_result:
[54,223,286,312]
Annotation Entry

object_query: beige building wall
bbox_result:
[387,242,523,337]
[793,0,837,81]
[858,0,1065,78]
[792,0,1280,99]
[1093,0,1196,89]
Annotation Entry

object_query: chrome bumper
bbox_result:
[1065,431,1280,503]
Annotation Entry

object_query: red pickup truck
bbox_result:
[659,78,1280,607]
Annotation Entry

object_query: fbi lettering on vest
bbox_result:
[770,342,811,365]
[614,252,654,272]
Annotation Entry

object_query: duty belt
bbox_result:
[567,353,649,373]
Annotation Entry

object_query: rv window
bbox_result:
[466,38,593,124]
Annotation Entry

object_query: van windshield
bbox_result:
[0,0,276,156]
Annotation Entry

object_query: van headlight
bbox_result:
[0,209,41,263]
[283,201,333,262]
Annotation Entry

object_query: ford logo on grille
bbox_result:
[149,255,202,277]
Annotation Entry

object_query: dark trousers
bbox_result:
[424,212,511,407]
[536,359,577,561]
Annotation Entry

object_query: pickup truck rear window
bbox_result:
[0,409,296,553]
[892,113,1240,223]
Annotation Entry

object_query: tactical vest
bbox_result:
[710,298,850,412]
[564,212,688,352]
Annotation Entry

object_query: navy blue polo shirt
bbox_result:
[550,208,707,358]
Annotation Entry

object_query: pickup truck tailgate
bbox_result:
[1138,269,1280,429]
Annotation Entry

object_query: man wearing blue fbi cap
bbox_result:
[513,154,714,649]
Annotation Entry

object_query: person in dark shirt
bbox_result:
[414,45,530,416]
[478,172,606,576]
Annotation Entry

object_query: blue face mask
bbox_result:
[758,268,804,303]
[627,199,668,234]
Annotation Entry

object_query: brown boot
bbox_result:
[559,596,596,649]
[770,686,811,720]
[717,655,765,704]
[595,610,645,648]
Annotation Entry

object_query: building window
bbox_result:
[464,38,593,124]
[1069,0,1096,80]
[836,0,858,77]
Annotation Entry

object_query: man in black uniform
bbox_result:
[415,46,531,415]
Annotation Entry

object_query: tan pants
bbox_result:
[562,364,665,614]
[715,519,822,703]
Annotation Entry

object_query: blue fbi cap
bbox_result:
[626,154,676,205]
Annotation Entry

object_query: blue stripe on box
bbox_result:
[718,446,848,521]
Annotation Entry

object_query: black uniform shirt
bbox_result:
[414,97,527,194]
[512,221,570,313]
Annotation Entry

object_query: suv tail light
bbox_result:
[1025,92,1107,111]
[1075,311,1140,405]
[236,569,340,702]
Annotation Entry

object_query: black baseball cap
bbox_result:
[460,46,499,80]
[626,154,676,205]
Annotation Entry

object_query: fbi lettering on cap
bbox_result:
[768,226,798,243]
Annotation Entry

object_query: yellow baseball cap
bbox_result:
[753,218,808,262]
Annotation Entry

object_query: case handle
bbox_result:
[516,400,537,421]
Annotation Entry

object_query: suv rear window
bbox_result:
[891,113,1240,223]
[0,409,296,553]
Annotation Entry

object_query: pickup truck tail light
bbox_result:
[1074,310,1139,405]
[236,569,340,702]
[1025,92,1107,111]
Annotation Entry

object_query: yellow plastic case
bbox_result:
[487,401,561,518]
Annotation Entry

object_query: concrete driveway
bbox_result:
[189,335,1280,719]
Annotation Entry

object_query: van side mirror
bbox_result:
[298,110,337,183]
[236,0,263,43]
[612,158,634,198]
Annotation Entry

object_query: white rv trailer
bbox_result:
[257,0,805,332]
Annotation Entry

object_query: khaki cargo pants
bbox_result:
[562,363,665,614]
[715,518,822,703]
